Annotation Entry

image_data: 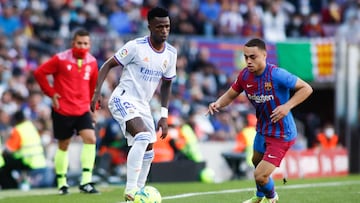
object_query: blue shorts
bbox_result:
[253,133,295,167]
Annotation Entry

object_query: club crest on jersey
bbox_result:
[162,60,168,71]
[67,64,72,71]
[264,82,272,91]
[120,49,128,58]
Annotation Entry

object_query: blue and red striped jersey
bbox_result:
[232,63,298,141]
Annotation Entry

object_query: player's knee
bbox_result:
[134,132,151,145]
[254,172,268,186]
[81,133,97,144]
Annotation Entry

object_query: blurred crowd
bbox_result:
[0,0,356,187]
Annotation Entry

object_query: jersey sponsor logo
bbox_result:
[120,49,128,58]
[247,93,274,103]
[264,82,272,91]
[140,67,162,82]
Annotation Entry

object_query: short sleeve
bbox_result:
[272,68,297,89]
[114,40,137,66]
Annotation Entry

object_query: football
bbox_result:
[133,186,162,203]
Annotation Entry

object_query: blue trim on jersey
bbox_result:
[112,97,127,117]
[135,37,147,44]
[113,55,124,67]
[146,37,166,53]
[166,43,177,54]
[162,75,176,80]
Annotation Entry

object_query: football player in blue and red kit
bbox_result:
[208,38,313,203]
[34,28,99,195]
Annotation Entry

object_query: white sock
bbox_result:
[137,149,154,188]
[125,132,150,192]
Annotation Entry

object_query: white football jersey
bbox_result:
[113,36,177,102]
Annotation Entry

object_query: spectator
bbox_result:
[241,12,263,38]
[0,4,22,37]
[210,110,237,141]
[239,0,264,20]
[233,113,257,166]
[198,0,221,36]
[0,111,54,189]
[169,3,199,35]
[336,7,360,44]
[262,0,287,42]
[302,13,325,37]
[286,13,305,37]
[321,0,342,25]
[153,115,179,163]
[316,123,339,149]
[218,1,243,37]
[108,3,134,35]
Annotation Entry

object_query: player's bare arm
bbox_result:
[271,78,313,123]
[156,79,172,139]
[208,88,240,115]
[90,57,121,112]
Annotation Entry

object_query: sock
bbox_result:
[55,148,69,188]
[126,132,150,192]
[259,177,275,198]
[80,143,96,185]
[137,149,154,188]
[256,184,265,197]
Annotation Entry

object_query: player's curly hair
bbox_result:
[147,7,169,22]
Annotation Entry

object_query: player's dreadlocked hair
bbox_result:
[147,7,169,22]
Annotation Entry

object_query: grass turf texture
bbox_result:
[0,175,359,203]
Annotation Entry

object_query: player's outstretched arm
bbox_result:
[91,57,121,112]
[207,87,240,115]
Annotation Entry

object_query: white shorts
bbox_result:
[108,91,156,146]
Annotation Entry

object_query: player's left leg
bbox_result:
[77,112,99,194]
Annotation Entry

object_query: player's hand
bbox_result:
[90,91,101,112]
[156,117,168,139]
[52,93,61,109]
[206,102,220,115]
[270,104,290,123]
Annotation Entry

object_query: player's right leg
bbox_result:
[123,131,151,201]
[52,111,73,195]
[54,140,70,195]
[108,94,153,200]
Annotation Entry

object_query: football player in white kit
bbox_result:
[90,7,177,202]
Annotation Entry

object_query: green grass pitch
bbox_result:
[0,175,359,203]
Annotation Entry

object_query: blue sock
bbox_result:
[256,184,265,197]
[259,177,275,198]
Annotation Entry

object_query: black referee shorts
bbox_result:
[51,110,94,140]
